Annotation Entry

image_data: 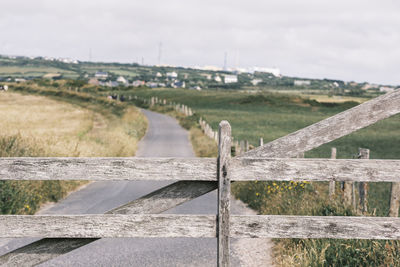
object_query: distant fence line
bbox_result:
[113,94,259,154]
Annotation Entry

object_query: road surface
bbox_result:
[0,109,272,266]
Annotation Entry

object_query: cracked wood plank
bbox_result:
[230,158,400,182]
[0,157,216,181]
[0,215,217,238]
[231,215,400,239]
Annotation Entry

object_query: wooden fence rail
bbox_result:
[0,89,400,266]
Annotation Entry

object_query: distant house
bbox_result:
[362,83,379,90]
[294,80,311,86]
[190,85,202,91]
[14,78,26,83]
[156,72,163,78]
[224,75,238,84]
[104,81,118,87]
[95,71,108,79]
[166,71,178,79]
[88,78,100,86]
[132,80,145,87]
[380,86,395,93]
[200,73,212,80]
[251,79,262,86]
[146,82,158,88]
[214,76,222,83]
[0,85,8,91]
[117,76,128,85]
[172,81,186,88]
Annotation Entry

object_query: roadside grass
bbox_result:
[121,87,400,266]
[0,91,147,214]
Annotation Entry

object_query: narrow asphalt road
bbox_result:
[0,109,272,266]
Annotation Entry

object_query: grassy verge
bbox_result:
[0,91,147,214]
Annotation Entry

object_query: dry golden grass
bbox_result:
[0,92,147,157]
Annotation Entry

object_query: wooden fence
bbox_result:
[1,90,400,266]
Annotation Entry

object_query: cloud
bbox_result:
[0,0,399,84]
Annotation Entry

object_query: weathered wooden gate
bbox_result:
[1,90,400,266]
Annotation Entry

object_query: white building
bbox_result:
[251,79,262,86]
[214,76,222,82]
[294,80,311,86]
[166,71,178,79]
[224,75,238,84]
[156,72,163,77]
[117,76,128,85]
[95,71,108,79]
[250,67,281,77]
[380,86,395,93]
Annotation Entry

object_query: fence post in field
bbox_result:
[358,148,370,213]
[259,138,264,147]
[343,158,353,207]
[217,121,231,267]
[389,183,400,217]
[239,140,245,155]
[329,147,337,199]
[244,140,249,152]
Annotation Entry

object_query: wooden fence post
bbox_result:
[218,121,231,267]
[389,183,400,217]
[244,140,249,152]
[358,148,370,213]
[329,147,337,199]
[259,138,264,147]
[239,141,245,155]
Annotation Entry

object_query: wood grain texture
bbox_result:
[2,214,400,240]
[389,183,400,217]
[230,158,400,182]
[217,121,231,267]
[329,147,337,199]
[241,90,400,158]
[231,215,400,239]
[0,181,218,266]
[0,215,216,238]
[358,148,370,212]
[108,181,217,215]
[0,157,216,181]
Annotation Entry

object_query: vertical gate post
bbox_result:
[358,148,370,213]
[329,147,337,199]
[217,121,231,267]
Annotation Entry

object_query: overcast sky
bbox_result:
[1,0,399,85]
